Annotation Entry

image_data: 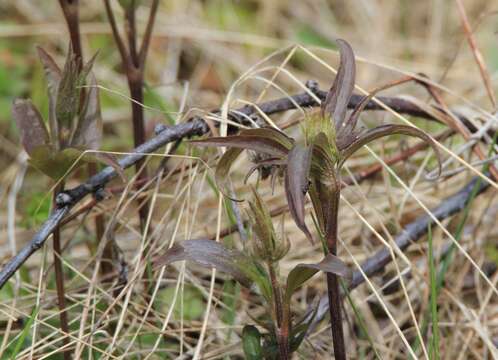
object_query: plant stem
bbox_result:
[268,262,289,359]
[104,0,159,234]
[325,189,346,360]
[52,184,71,360]
[58,0,110,282]
[127,74,150,233]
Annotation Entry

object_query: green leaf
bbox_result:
[12,98,50,155]
[322,39,356,130]
[290,306,318,352]
[242,325,263,360]
[285,144,313,243]
[9,306,38,360]
[157,285,204,321]
[29,146,83,180]
[339,124,442,175]
[154,240,272,299]
[118,0,139,10]
[294,24,335,48]
[248,186,289,261]
[71,74,102,150]
[285,254,351,302]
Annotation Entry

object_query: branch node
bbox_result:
[305,79,320,94]
[55,192,73,207]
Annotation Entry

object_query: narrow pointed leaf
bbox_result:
[12,99,50,155]
[285,144,313,243]
[322,39,356,130]
[290,305,318,352]
[191,127,293,158]
[78,51,98,84]
[56,48,80,143]
[36,46,61,96]
[285,254,351,302]
[154,240,272,299]
[339,124,442,176]
[37,47,61,145]
[214,147,244,201]
[337,78,412,145]
[71,74,102,150]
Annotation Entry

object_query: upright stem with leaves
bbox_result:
[191,39,442,358]
[58,0,113,279]
[104,0,159,233]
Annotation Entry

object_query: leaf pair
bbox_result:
[192,128,316,243]
[12,46,122,180]
[153,239,350,302]
[319,39,442,174]
[192,38,442,245]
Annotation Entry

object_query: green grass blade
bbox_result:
[428,224,440,360]
[10,306,38,360]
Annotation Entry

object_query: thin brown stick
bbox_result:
[138,0,160,66]
[455,0,496,109]
[52,184,71,360]
[103,0,131,69]
[418,76,498,181]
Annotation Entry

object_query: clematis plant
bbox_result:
[12,46,120,181]
[190,39,442,358]
[155,187,351,359]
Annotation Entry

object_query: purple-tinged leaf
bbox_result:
[339,124,442,176]
[322,39,356,130]
[338,80,407,147]
[36,46,61,96]
[214,147,244,201]
[12,99,50,156]
[37,47,61,146]
[78,52,98,83]
[285,144,313,244]
[285,253,351,302]
[56,47,80,144]
[71,74,102,150]
[154,240,272,300]
[191,127,293,158]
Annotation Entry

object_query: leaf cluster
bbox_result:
[12,46,119,180]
